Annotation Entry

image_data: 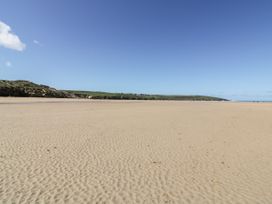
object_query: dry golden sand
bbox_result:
[1,98,272,204]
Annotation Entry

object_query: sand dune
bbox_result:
[1,98,272,203]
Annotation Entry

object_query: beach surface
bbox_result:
[1,98,272,204]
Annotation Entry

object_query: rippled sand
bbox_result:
[1,98,272,203]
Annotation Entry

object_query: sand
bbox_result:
[1,98,272,204]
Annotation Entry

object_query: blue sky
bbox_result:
[1,0,272,100]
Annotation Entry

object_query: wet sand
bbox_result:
[1,98,272,203]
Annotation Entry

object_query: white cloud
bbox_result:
[5,61,12,67]
[0,21,26,51]
[33,40,42,46]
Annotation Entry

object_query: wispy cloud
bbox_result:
[33,40,42,46]
[0,21,26,51]
[5,61,12,67]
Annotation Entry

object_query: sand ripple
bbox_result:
[1,99,272,203]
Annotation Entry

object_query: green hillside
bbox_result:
[0,80,74,98]
[0,80,227,101]
[66,90,227,101]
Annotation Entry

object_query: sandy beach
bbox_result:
[1,98,272,204]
